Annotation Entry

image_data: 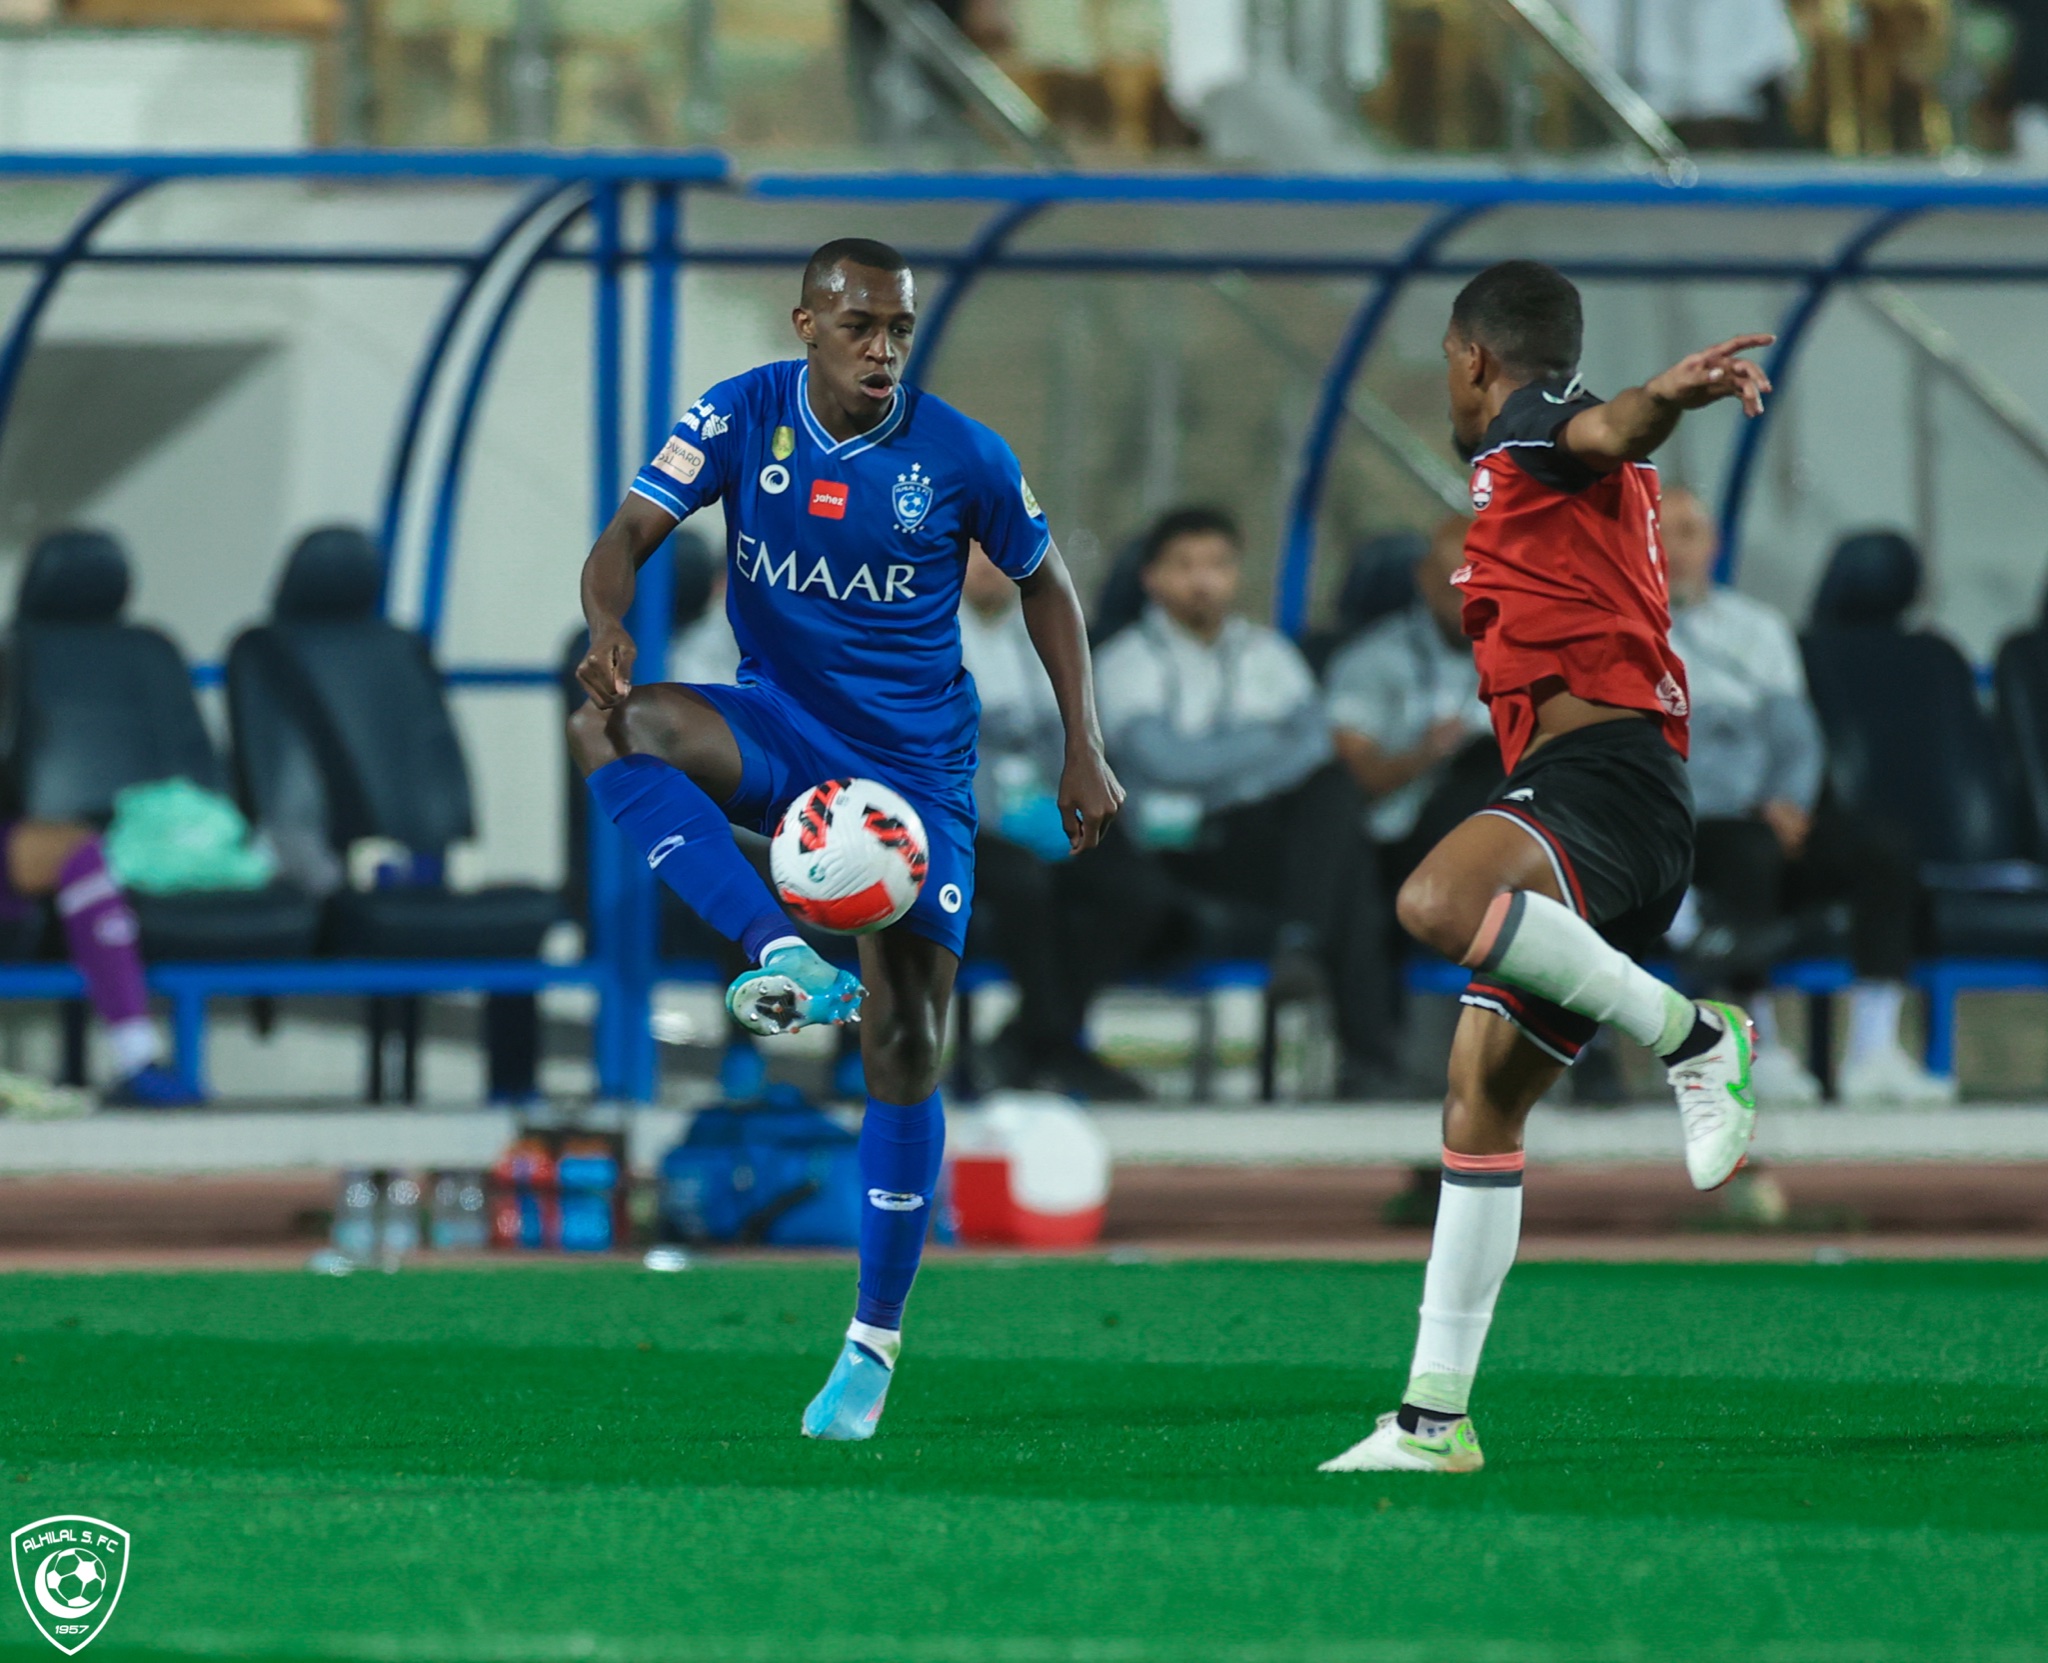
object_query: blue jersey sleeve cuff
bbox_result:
[1003,535,1050,580]
[628,477,688,519]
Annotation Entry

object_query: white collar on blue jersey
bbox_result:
[797,365,907,460]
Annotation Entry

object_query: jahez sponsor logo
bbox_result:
[809,481,849,520]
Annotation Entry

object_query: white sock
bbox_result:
[848,1319,900,1369]
[108,1017,162,1078]
[1405,1153,1524,1417]
[1471,890,1696,1054]
[1845,982,1907,1069]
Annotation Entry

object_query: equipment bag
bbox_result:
[658,1088,863,1247]
[105,777,277,895]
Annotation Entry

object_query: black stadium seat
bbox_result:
[1801,529,2048,956]
[1089,535,1146,647]
[1338,529,1428,636]
[228,527,560,1098]
[2,529,318,960]
[1302,529,1430,677]
[1995,590,2048,862]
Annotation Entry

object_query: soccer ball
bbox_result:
[770,778,928,934]
[47,1548,104,1610]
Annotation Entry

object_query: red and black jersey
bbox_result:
[1455,377,1690,772]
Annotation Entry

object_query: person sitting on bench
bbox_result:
[0,819,193,1108]
[1663,487,1948,1104]
[1091,505,1389,1094]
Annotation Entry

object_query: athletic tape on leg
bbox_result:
[1468,889,1691,1053]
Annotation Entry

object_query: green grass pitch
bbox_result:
[0,1258,2042,1662]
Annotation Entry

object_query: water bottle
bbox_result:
[557,1141,619,1252]
[492,1137,559,1249]
[429,1171,489,1251]
[378,1171,423,1268]
[332,1170,378,1262]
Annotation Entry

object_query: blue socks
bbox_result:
[854,1089,945,1331]
[587,756,791,962]
[590,760,944,1343]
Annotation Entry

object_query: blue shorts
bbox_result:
[691,678,977,958]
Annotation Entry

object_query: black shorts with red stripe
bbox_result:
[1462,718,1694,1064]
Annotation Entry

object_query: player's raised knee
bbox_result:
[566,700,623,776]
[608,684,673,755]
[1396,868,1485,962]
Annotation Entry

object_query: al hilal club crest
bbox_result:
[13,1517,128,1654]
[892,463,934,533]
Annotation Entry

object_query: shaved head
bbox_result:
[801,237,911,309]
[792,237,917,442]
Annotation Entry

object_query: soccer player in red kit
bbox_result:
[1322,260,1774,1474]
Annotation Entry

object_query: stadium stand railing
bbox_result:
[5,154,2048,1099]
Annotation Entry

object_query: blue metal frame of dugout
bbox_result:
[0,155,2046,1098]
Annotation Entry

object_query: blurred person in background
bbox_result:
[1569,0,1802,146]
[960,544,1145,1099]
[1007,0,1173,151]
[667,529,739,687]
[0,821,191,1108]
[1661,487,1950,1103]
[1093,505,1390,1093]
[1325,515,1500,1057]
[2001,0,2048,162]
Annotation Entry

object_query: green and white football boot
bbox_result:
[1667,999,1758,1191]
[1318,1412,1485,1474]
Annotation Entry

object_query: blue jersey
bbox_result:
[630,360,1050,771]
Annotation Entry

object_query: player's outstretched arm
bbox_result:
[576,494,680,709]
[1016,543,1125,852]
[1563,334,1775,472]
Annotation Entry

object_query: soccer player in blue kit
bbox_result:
[569,238,1123,1440]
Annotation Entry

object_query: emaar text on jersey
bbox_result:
[734,532,918,604]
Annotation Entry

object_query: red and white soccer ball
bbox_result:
[770,778,929,934]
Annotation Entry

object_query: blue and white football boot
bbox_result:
[726,942,865,1036]
[801,1338,894,1441]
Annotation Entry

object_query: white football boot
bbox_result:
[1839,1042,1958,1105]
[1666,999,1759,1191]
[1319,1412,1485,1474]
[1750,1042,1822,1105]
